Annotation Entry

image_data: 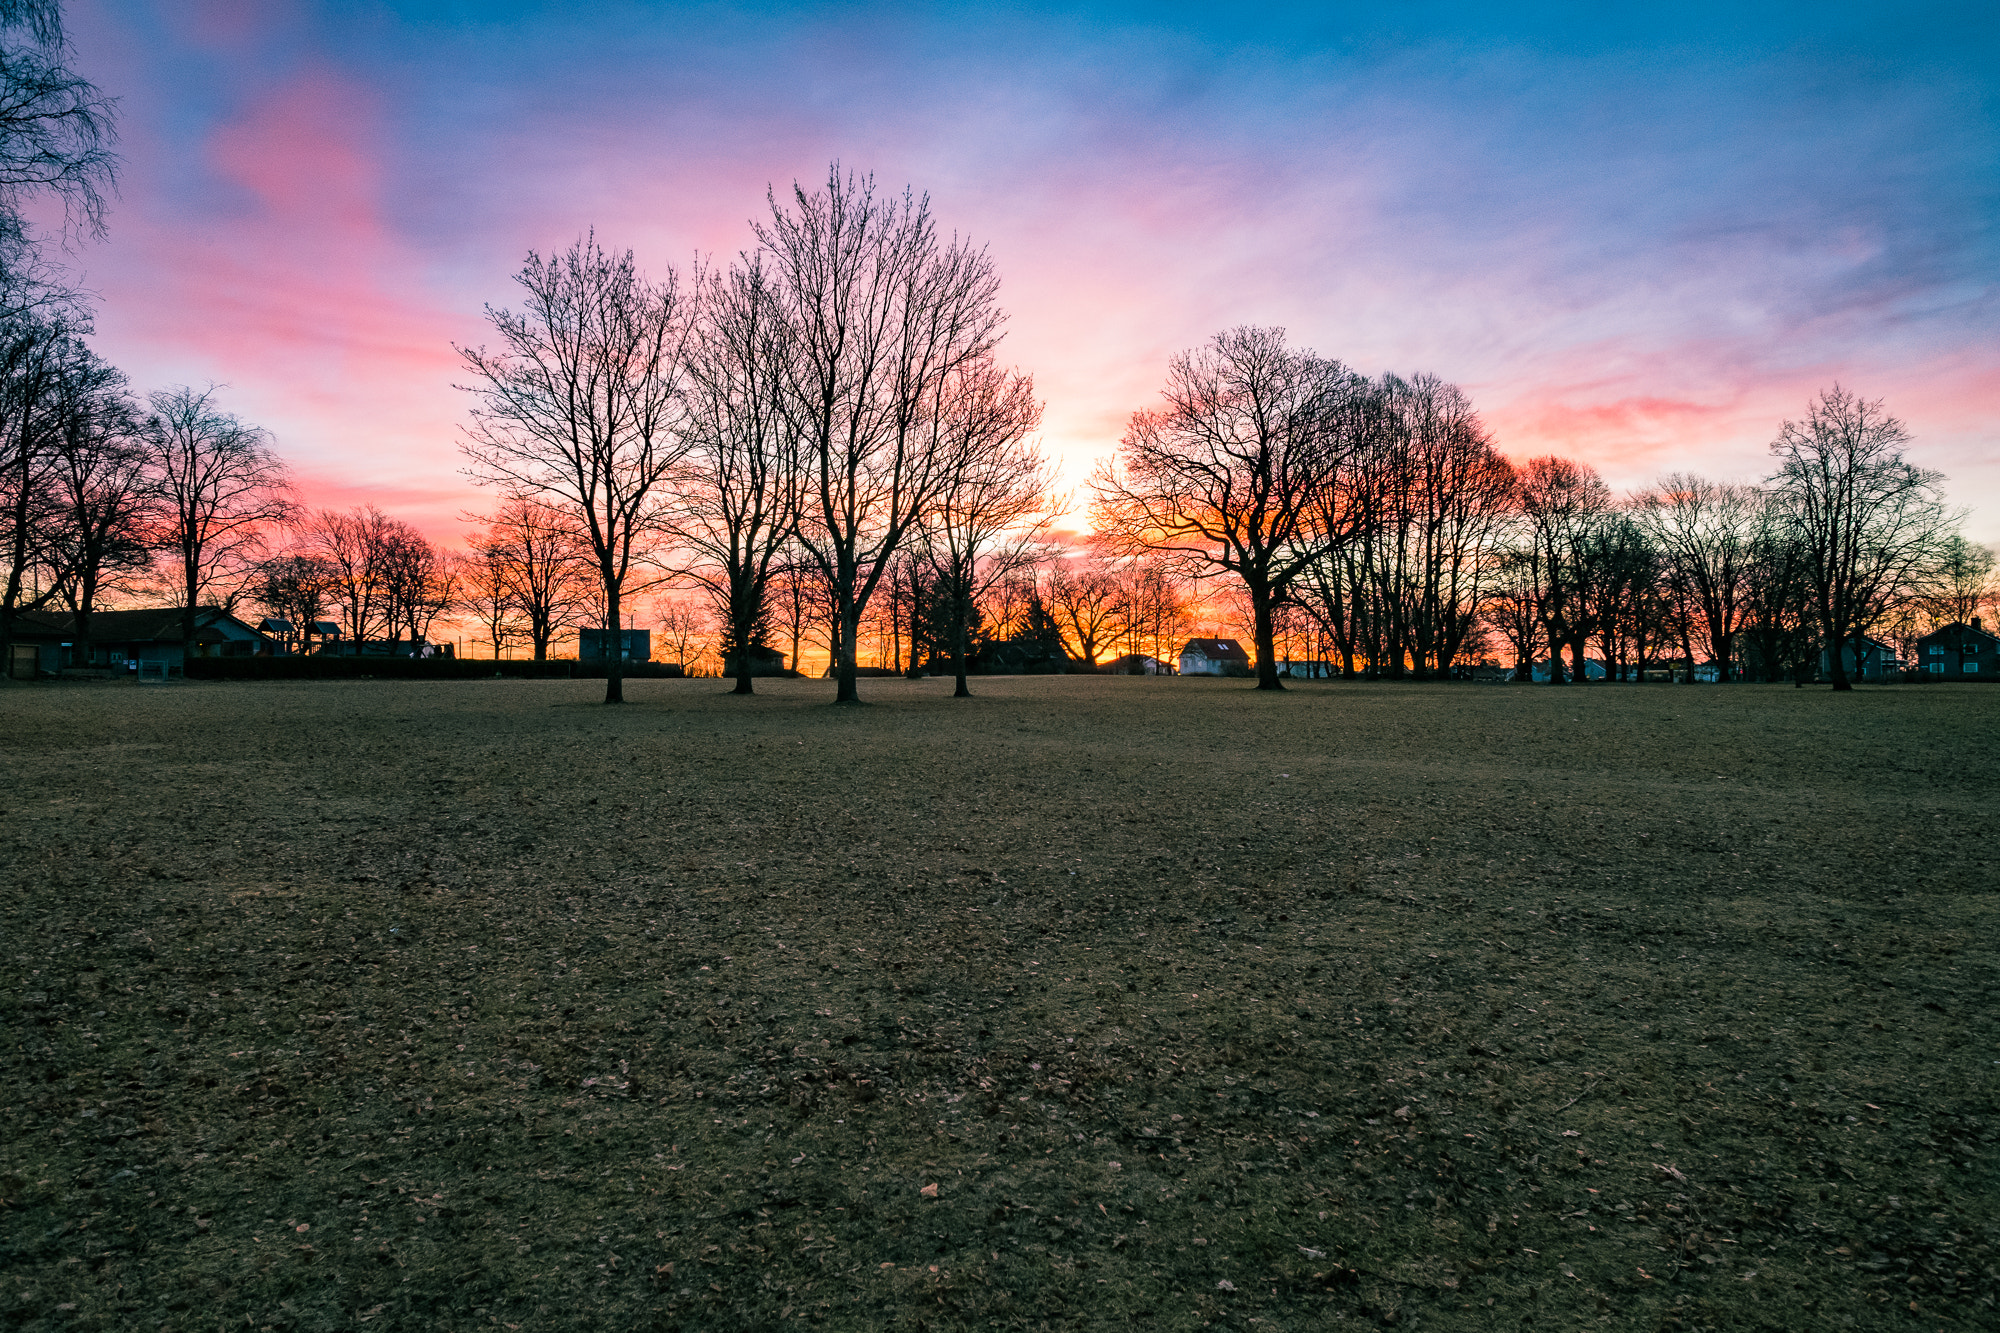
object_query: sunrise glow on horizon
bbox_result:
[48,1,2000,552]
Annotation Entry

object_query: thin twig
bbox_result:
[1554,1078,1600,1113]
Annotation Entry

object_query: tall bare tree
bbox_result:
[757,166,1004,704]
[459,234,691,703]
[915,356,1050,697]
[1092,326,1367,690]
[45,353,148,660]
[674,254,802,694]
[141,385,292,650]
[1767,386,1953,691]
[1,317,119,665]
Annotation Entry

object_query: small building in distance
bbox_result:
[1275,658,1334,679]
[1530,656,1608,682]
[1101,653,1169,675]
[7,613,67,678]
[1818,635,1898,683]
[722,644,792,677]
[1914,619,1998,680]
[1178,638,1251,677]
[18,606,279,673]
[579,628,651,661]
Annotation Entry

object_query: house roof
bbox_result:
[22,606,268,644]
[1179,638,1248,660]
[1915,621,1998,647]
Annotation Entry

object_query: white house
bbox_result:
[1178,638,1251,677]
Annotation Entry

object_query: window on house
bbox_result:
[1966,662,1981,673]
[1928,645,1944,655]
[1927,662,1945,674]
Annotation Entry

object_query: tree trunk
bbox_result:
[1570,637,1588,685]
[1827,627,1853,691]
[731,584,756,695]
[953,598,971,698]
[181,549,201,664]
[834,599,860,704]
[1252,591,1284,690]
[604,584,625,704]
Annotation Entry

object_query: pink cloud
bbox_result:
[89,66,486,544]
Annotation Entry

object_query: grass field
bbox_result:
[1,675,1994,1332]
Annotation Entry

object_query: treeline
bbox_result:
[4,0,1988,697]
[1089,329,1988,691]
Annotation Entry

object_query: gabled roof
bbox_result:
[23,606,269,643]
[1915,621,1999,647]
[1179,638,1249,660]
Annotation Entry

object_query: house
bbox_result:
[6,613,68,679]
[975,637,1072,675]
[17,606,278,673]
[1101,653,1169,675]
[1817,635,1898,683]
[1529,656,1607,682]
[1275,658,1334,679]
[1178,638,1251,677]
[579,628,651,661]
[1914,619,1998,681]
[722,644,792,677]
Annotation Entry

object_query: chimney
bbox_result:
[1973,616,1984,632]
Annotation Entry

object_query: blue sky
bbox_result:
[54,0,2000,542]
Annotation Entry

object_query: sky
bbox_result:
[48,0,2000,551]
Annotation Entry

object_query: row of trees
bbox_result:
[1088,327,1979,692]
[456,169,1054,703]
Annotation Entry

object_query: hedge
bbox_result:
[184,658,686,682]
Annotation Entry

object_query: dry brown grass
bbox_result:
[1,674,1994,1331]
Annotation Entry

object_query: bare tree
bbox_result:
[461,534,524,661]
[757,166,1004,704]
[1922,536,1995,630]
[297,505,398,646]
[0,0,117,265]
[1480,550,1542,681]
[1046,554,1122,671]
[141,385,292,650]
[1092,326,1367,690]
[1634,475,1761,682]
[1767,386,1953,691]
[652,596,706,672]
[675,254,802,694]
[250,553,335,655]
[459,234,691,703]
[472,495,594,660]
[915,356,1050,697]
[0,314,76,663]
[1515,455,1611,684]
[45,353,149,660]
[377,526,458,650]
